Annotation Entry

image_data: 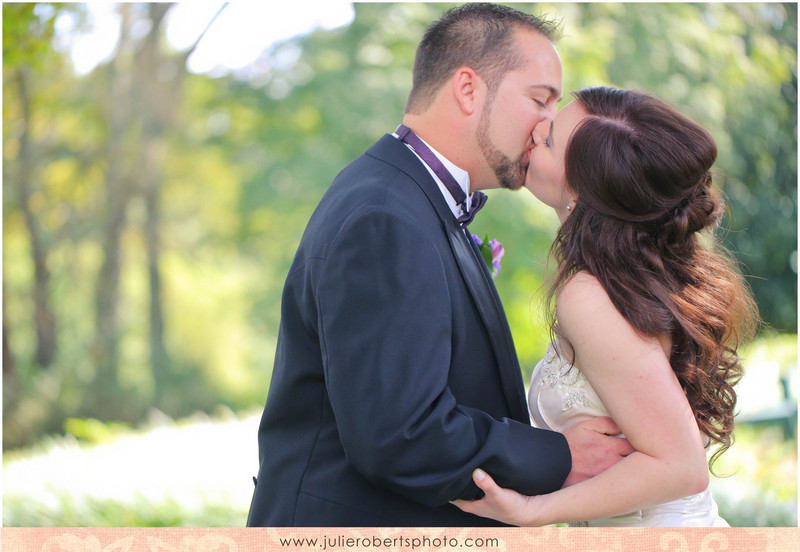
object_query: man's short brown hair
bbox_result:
[405,3,561,114]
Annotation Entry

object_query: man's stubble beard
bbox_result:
[476,94,528,191]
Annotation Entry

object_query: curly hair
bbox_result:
[547,86,759,468]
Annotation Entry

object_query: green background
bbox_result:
[3,3,796,526]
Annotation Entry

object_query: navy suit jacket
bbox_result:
[246,134,571,527]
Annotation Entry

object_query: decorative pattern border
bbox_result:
[2,527,799,552]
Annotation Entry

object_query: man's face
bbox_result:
[476,30,562,190]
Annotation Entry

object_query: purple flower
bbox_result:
[472,233,504,278]
[488,239,504,275]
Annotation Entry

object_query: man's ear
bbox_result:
[452,66,484,115]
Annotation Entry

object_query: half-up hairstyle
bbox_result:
[548,86,759,468]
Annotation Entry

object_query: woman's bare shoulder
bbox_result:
[557,271,615,323]
[557,270,670,359]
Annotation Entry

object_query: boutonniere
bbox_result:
[472,233,504,278]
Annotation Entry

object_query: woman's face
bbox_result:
[525,100,586,222]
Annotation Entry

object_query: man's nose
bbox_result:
[545,102,558,120]
[532,121,550,145]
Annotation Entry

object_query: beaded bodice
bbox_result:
[528,341,612,433]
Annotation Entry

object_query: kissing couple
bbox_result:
[247,3,758,528]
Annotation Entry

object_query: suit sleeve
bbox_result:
[315,206,571,506]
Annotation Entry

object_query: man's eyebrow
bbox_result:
[529,84,563,103]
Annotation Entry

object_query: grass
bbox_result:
[3,408,259,527]
[3,333,797,527]
[3,412,796,527]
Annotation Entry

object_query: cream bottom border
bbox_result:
[2,527,798,552]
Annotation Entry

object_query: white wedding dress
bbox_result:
[528,342,730,527]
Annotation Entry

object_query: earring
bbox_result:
[566,205,571,211]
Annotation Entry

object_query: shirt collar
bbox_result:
[394,132,472,216]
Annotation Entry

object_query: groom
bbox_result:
[247,3,632,527]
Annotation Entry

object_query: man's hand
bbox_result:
[562,416,634,487]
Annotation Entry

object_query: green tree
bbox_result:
[3,2,90,445]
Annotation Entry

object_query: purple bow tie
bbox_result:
[396,124,487,227]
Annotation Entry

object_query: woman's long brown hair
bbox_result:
[548,86,759,468]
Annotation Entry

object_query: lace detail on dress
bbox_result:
[536,344,591,412]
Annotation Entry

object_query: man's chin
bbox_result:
[485,151,528,190]
[500,180,525,191]
[497,166,528,191]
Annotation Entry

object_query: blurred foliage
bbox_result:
[63,417,132,445]
[710,425,798,527]
[2,2,797,459]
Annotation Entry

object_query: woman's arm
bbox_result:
[453,272,709,526]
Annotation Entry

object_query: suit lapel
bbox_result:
[446,224,530,423]
[367,135,530,424]
[366,135,455,223]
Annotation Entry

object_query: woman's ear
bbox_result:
[452,66,484,115]
[565,196,578,213]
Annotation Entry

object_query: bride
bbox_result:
[453,86,759,527]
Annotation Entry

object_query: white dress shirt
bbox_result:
[394,133,472,219]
